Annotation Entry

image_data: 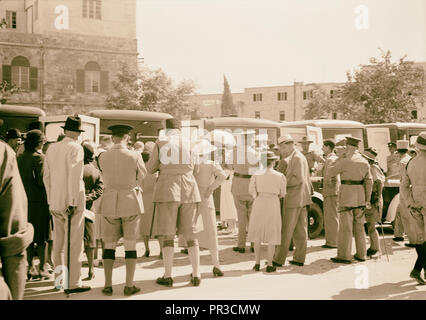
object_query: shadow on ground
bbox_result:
[332,280,426,300]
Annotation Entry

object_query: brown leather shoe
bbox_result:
[410,270,426,285]
[330,257,351,264]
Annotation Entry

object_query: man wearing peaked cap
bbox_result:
[393,140,416,245]
[108,124,133,136]
[43,115,90,294]
[386,141,399,178]
[362,147,385,258]
[327,134,373,264]
[400,132,426,284]
[98,123,146,296]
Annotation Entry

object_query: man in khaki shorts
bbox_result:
[147,118,202,287]
[98,125,146,296]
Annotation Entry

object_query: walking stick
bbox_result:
[66,207,73,297]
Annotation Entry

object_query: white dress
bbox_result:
[220,169,238,221]
[247,168,286,245]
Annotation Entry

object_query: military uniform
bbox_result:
[321,151,340,248]
[328,137,372,263]
[98,124,147,296]
[400,133,426,284]
[231,144,260,251]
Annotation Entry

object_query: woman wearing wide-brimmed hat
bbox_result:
[247,151,287,272]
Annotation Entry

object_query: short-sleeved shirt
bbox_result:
[249,168,287,198]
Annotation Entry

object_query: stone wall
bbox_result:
[0,30,137,115]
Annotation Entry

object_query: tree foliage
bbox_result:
[221,75,237,116]
[106,64,196,119]
[304,50,425,123]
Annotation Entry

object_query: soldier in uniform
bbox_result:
[328,136,373,264]
[300,136,323,175]
[231,130,260,253]
[400,132,426,285]
[319,139,340,249]
[147,119,202,287]
[386,142,399,178]
[362,147,385,258]
[272,134,312,267]
[98,125,147,296]
[393,140,415,245]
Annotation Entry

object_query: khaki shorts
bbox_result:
[151,202,200,237]
[102,215,140,244]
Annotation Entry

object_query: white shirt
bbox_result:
[43,137,85,212]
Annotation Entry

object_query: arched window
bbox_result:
[76,61,108,94]
[12,56,30,90]
[84,61,100,93]
[2,56,38,91]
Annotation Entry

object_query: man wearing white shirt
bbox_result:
[43,116,90,294]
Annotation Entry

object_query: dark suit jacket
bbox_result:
[285,150,312,208]
[83,162,103,210]
[17,150,47,203]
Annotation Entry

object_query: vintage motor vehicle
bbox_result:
[365,122,426,225]
[0,104,46,138]
[279,119,366,239]
[87,109,173,144]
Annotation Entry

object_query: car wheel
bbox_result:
[308,202,323,239]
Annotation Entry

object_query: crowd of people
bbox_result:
[1,115,426,300]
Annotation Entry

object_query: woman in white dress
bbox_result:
[247,151,287,272]
[219,148,238,234]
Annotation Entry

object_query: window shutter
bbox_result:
[76,69,85,93]
[2,65,11,86]
[30,67,38,91]
[100,70,109,93]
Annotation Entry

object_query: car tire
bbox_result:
[308,202,323,239]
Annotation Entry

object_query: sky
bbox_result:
[136,0,426,94]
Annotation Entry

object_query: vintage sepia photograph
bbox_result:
[0,0,425,308]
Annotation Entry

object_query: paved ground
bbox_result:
[24,229,426,300]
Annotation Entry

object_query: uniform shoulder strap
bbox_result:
[405,157,413,171]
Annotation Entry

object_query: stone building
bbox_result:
[186,81,342,122]
[0,0,137,115]
[187,62,426,122]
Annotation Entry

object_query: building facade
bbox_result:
[186,82,342,122]
[188,62,426,122]
[0,0,137,115]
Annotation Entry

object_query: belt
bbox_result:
[234,172,252,179]
[341,180,364,185]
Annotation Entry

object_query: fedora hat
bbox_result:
[396,140,409,150]
[300,136,313,144]
[362,147,378,162]
[62,116,85,132]
[5,128,23,140]
[415,132,426,150]
[278,134,294,145]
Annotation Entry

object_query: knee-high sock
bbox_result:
[125,259,137,287]
[103,259,114,287]
[414,245,424,272]
[162,246,174,278]
[188,243,200,278]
